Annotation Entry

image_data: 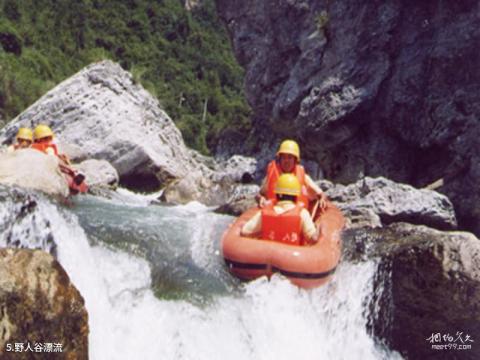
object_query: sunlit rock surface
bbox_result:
[0,150,69,198]
[0,249,88,359]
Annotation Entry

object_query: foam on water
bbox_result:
[0,190,401,359]
[84,247,397,360]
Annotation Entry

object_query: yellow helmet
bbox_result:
[277,139,300,160]
[16,127,33,141]
[33,124,54,140]
[275,173,301,196]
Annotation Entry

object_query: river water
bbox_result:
[0,187,401,360]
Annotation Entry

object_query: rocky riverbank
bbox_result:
[217,175,480,359]
[0,56,478,359]
[0,248,88,359]
[215,0,480,238]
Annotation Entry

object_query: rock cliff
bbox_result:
[216,0,480,234]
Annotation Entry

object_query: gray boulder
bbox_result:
[214,184,260,216]
[358,223,480,360]
[341,207,382,230]
[215,155,257,183]
[0,149,69,198]
[324,177,457,230]
[0,60,258,204]
[74,159,119,194]
[0,60,205,191]
[160,170,233,206]
[161,154,258,206]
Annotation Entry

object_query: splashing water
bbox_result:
[0,187,401,359]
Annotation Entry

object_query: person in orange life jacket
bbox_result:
[6,128,33,152]
[31,124,58,155]
[241,173,318,245]
[32,124,85,186]
[257,139,326,210]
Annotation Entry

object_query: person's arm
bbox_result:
[45,147,56,156]
[255,177,268,207]
[304,174,323,195]
[300,208,318,244]
[58,153,71,165]
[240,211,262,236]
[259,176,268,196]
[305,174,327,209]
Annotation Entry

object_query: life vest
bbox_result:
[31,142,59,156]
[261,203,303,245]
[265,160,309,207]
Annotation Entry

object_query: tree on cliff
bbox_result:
[0,0,250,154]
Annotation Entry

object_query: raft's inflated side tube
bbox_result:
[221,202,344,289]
[64,172,88,195]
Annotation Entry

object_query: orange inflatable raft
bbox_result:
[221,201,345,289]
[64,171,88,195]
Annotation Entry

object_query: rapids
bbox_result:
[0,187,401,359]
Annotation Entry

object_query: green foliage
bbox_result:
[0,0,251,154]
[0,18,22,54]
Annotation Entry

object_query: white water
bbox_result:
[0,189,400,359]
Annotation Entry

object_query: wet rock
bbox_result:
[216,0,480,236]
[74,159,119,195]
[363,223,480,360]
[56,142,85,162]
[0,186,58,256]
[342,207,382,230]
[0,149,69,198]
[324,177,456,230]
[0,249,88,359]
[161,154,258,206]
[215,155,257,183]
[214,184,259,216]
[160,170,232,206]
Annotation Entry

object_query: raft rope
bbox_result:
[224,259,337,279]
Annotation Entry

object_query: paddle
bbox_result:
[311,199,320,220]
[310,196,328,244]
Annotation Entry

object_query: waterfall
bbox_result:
[0,186,401,359]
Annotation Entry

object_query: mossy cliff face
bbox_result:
[0,249,88,359]
[215,0,480,235]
